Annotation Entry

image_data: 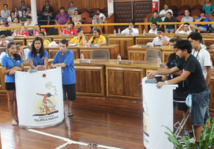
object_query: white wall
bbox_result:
[107,0,114,16]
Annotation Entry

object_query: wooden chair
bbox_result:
[177,9,185,16]
[169,5,178,11]
[49,50,59,59]
[102,7,108,13]
[82,26,92,34]
[91,49,110,59]
[81,12,90,19]
[90,8,98,13]
[207,15,214,21]
[192,5,202,10]
[103,35,110,44]
[79,8,89,14]
[179,5,191,11]
[191,9,201,17]
[176,16,183,22]
[192,16,198,21]
[85,17,93,24]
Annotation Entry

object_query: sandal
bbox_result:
[68,112,74,117]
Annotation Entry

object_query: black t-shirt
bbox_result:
[166,53,187,92]
[164,17,176,29]
[177,54,208,93]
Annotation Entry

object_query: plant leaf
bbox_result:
[199,117,210,148]
[182,136,190,148]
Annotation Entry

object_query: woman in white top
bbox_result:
[7,11,16,26]
[27,6,32,17]
[72,10,81,24]
[149,22,158,34]
[121,21,139,35]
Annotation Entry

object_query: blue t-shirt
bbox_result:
[1,54,23,83]
[27,50,49,67]
[195,16,209,29]
[52,50,76,85]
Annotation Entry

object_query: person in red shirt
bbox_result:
[34,24,46,36]
[17,25,29,37]
[62,22,77,36]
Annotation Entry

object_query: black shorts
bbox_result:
[5,83,16,90]
[63,84,76,101]
[173,91,188,112]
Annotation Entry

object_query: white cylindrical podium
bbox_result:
[142,77,177,149]
[15,68,64,128]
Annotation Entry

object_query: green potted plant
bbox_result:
[163,117,214,149]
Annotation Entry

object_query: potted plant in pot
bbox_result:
[163,117,214,149]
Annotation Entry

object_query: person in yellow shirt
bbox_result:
[69,28,87,45]
[88,29,106,45]
[39,31,51,46]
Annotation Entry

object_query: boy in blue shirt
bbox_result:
[52,39,76,117]
[1,42,24,126]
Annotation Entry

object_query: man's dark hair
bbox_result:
[22,9,26,13]
[153,10,158,14]
[174,40,192,54]
[39,31,45,36]
[152,22,157,26]
[167,12,172,15]
[129,21,135,26]
[69,21,75,27]
[59,39,68,47]
[60,7,65,10]
[157,27,165,32]
[70,1,74,4]
[200,10,205,14]
[45,1,49,3]
[0,35,6,39]
[94,13,99,16]
[27,16,31,19]
[3,4,8,7]
[188,32,202,43]
[97,9,102,13]
[184,22,190,26]
[16,42,21,45]
[21,1,25,4]
[164,3,168,6]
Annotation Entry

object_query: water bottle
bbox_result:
[157,56,161,67]
[143,29,146,35]
[60,31,63,36]
[118,28,121,34]
[113,29,116,36]
[13,30,17,36]
[80,52,84,60]
[117,54,121,64]
[77,38,79,47]
[28,41,31,46]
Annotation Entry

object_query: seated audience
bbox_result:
[195,10,209,32]
[164,12,177,33]
[14,7,19,18]
[42,1,54,25]
[7,11,16,26]
[93,9,106,22]
[0,19,7,29]
[69,28,87,45]
[72,10,81,25]
[88,28,106,45]
[181,10,193,22]
[0,35,9,47]
[159,3,173,21]
[11,17,21,34]
[39,31,51,46]
[19,1,27,12]
[152,27,170,46]
[19,10,28,24]
[27,6,32,17]
[16,42,25,60]
[55,7,70,25]
[92,13,104,29]
[63,22,77,35]
[175,23,192,35]
[68,1,77,18]
[149,22,158,34]
[149,10,162,26]
[121,21,139,35]
[203,0,214,15]
[0,4,11,23]
[34,24,47,36]
[17,25,29,37]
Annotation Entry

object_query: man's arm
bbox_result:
[160,35,169,45]
[205,66,212,85]
[195,17,203,22]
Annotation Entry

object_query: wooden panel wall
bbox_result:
[0,0,107,14]
[160,0,209,10]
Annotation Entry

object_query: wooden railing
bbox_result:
[1,22,214,34]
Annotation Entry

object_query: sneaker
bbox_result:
[183,130,190,137]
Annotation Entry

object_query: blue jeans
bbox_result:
[42,13,50,21]
[191,88,210,126]
[0,17,7,23]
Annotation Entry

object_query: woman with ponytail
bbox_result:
[69,28,87,45]
[1,42,24,126]
[88,28,106,45]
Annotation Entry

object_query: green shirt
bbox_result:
[149,17,162,27]
[203,3,214,14]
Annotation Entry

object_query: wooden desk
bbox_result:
[79,44,119,59]
[108,34,136,59]
[128,45,173,62]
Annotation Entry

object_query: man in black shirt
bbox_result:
[147,40,210,144]
[164,12,177,33]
